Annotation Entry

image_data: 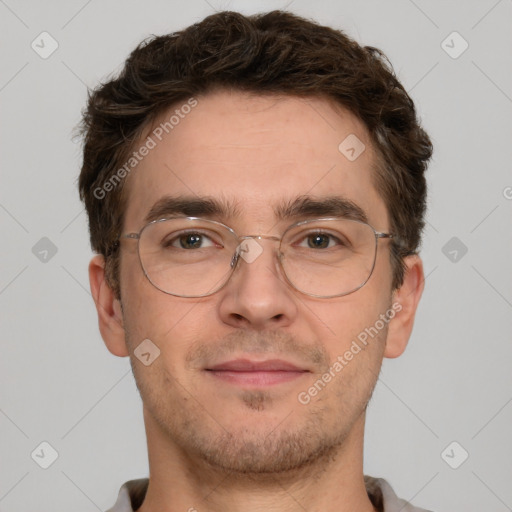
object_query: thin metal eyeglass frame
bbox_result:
[120,216,396,299]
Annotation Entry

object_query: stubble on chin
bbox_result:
[128,328,384,478]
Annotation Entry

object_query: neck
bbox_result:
[136,408,375,512]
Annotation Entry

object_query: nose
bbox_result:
[217,237,298,330]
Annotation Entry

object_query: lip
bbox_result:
[208,359,305,372]
[205,358,310,387]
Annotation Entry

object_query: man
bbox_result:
[79,10,433,512]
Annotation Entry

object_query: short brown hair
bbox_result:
[78,10,432,299]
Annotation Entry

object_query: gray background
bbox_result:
[1,0,511,510]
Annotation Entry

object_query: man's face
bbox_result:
[117,90,396,473]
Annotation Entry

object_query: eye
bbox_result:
[165,231,217,250]
[298,232,344,249]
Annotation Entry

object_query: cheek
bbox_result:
[307,278,392,362]
[124,295,209,349]
[120,265,218,373]
[120,254,190,346]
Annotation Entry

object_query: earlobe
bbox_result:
[384,254,425,359]
[88,254,129,357]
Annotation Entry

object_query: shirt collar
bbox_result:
[106,476,432,512]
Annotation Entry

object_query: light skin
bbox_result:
[89,90,424,512]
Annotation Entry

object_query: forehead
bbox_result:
[122,90,388,231]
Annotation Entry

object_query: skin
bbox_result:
[89,90,424,512]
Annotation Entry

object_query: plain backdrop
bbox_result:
[1,1,511,511]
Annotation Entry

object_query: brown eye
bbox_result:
[179,233,203,249]
[307,234,331,249]
[163,231,217,250]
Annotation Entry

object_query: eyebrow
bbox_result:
[143,195,368,225]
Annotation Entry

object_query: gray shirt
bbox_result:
[105,476,433,512]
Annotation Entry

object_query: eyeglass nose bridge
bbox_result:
[230,234,282,268]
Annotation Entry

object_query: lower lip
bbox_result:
[206,370,307,387]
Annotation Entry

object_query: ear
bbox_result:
[88,254,129,357]
[384,254,425,359]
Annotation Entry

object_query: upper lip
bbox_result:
[206,358,309,372]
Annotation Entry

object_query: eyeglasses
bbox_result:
[120,216,396,298]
